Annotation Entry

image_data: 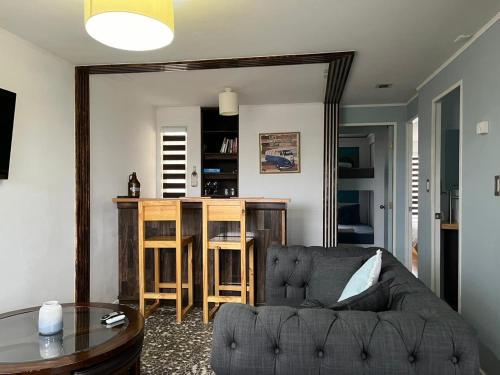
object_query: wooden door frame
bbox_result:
[338,122,398,252]
[75,52,355,303]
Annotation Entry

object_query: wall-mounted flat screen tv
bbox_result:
[0,88,16,179]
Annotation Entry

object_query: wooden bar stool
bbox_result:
[138,200,194,322]
[202,199,255,324]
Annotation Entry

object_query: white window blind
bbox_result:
[161,129,187,198]
[412,156,419,215]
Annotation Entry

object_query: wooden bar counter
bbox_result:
[112,197,289,306]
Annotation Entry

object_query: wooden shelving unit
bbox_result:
[201,108,239,197]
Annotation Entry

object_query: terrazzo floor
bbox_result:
[140,306,215,375]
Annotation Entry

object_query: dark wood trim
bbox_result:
[75,67,90,303]
[74,52,355,300]
[322,54,354,247]
[81,52,354,75]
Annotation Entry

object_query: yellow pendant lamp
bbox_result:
[84,0,175,51]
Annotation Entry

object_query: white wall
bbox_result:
[156,106,201,197]
[90,76,156,302]
[0,28,75,312]
[239,103,324,246]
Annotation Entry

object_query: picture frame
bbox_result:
[259,132,300,174]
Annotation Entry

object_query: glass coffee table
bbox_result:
[0,303,143,374]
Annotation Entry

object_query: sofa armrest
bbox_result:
[211,303,479,375]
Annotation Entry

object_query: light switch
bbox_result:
[495,176,500,196]
[476,121,489,135]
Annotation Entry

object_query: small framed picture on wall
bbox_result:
[259,132,300,174]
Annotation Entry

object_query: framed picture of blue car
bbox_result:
[259,132,300,173]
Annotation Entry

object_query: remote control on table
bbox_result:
[100,311,126,325]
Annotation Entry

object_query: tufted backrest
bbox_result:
[265,245,444,313]
[213,245,480,374]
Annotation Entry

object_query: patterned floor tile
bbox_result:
[140,306,215,375]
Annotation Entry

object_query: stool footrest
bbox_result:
[218,284,250,292]
[158,282,190,289]
[144,292,176,300]
[207,296,243,303]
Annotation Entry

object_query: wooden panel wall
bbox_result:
[117,203,284,306]
[322,55,354,247]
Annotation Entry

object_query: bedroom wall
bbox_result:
[416,18,500,373]
[0,28,75,312]
[340,106,408,263]
[407,95,419,121]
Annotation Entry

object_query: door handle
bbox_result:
[379,205,385,210]
[435,212,442,220]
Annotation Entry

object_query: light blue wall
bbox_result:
[407,96,419,121]
[340,106,408,264]
[417,20,500,372]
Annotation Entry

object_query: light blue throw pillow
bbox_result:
[338,250,382,302]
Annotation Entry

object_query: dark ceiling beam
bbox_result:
[79,52,355,75]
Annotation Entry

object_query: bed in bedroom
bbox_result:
[338,161,374,179]
[338,224,374,244]
[337,201,374,244]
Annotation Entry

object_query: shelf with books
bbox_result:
[203,173,238,180]
[201,108,239,198]
[204,153,238,160]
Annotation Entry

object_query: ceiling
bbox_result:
[0,0,498,104]
[94,64,328,107]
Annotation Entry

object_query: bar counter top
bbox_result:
[112,197,290,204]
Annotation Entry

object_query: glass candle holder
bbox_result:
[38,301,63,336]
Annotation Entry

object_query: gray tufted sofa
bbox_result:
[211,246,479,374]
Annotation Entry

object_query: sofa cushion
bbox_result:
[338,249,382,301]
[307,254,367,305]
[302,278,390,312]
[331,278,390,311]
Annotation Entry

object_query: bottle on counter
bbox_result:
[128,172,141,198]
[191,166,198,187]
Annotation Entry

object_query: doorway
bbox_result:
[337,123,396,251]
[406,118,419,276]
[432,83,462,311]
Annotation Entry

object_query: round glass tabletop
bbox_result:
[0,306,129,363]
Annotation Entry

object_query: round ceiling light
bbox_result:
[84,0,175,51]
[219,88,239,116]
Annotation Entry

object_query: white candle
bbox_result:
[38,301,63,336]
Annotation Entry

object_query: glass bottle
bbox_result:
[128,172,141,198]
[191,166,198,187]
